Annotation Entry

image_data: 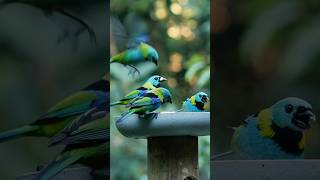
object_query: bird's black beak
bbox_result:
[152,57,158,66]
[292,106,316,130]
[202,96,209,103]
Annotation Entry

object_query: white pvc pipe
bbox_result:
[115,112,210,138]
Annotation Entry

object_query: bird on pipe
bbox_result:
[36,110,109,180]
[110,42,159,75]
[110,75,167,107]
[0,75,109,143]
[117,87,172,123]
[0,0,100,43]
[181,92,209,112]
[213,97,316,160]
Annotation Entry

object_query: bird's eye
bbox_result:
[154,77,159,80]
[285,104,294,114]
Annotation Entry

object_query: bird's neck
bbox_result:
[142,82,155,90]
[257,109,305,155]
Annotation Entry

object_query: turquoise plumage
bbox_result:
[110,75,167,106]
[230,97,316,159]
[0,76,109,143]
[110,42,159,75]
[117,87,172,123]
[182,92,209,112]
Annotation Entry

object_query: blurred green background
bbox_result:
[0,1,107,179]
[110,0,210,179]
[212,0,320,158]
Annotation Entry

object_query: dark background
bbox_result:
[212,0,320,158]
[0,1,108,179]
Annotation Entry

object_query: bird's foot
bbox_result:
[145,112,159,119]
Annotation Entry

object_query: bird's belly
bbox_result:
[232,125,302,159]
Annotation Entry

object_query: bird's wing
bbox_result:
[129,97,158,108]
[121,89,141,101]
[50,112,109,146]
[33,91,103,124]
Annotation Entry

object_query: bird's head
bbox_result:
[140,42,159,66]
[271,97,316,132]
[146,75,167,88]
[194,92,209,104]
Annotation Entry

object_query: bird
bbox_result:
[0,0,99,43]
[36,110,109,180]
[117,87,172,123]
[110,75,167,107]
[181,92,209,112]
[0,75,109,143]
[217,97,316,160]
[110,42,159,75]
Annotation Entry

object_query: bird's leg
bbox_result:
[145,112,159,119]
[127,65,140,77]
[56,9,97,45]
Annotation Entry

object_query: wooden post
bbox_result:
[148,136,199,180]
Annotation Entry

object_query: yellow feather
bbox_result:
[139,42,150,58]
[257,108,275,137]
[299,134,305,150]
[143,82,155,90]
[190,96,196,105]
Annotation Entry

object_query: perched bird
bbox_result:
[220,97,316,160]
[110,42,159,75]
[181,92,209,112]
[36,110,109,180]
[110,75,167,107]
[117,87,172,123]
[0,76,109,143]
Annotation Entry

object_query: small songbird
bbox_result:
[110,42,159,75]
[36,110,109,180]
[230,97,316,159]
[0,76,109,143]
[110,75,167,107]
[117,87,172,123]
[182,92,209,112]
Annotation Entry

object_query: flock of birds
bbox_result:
[110,41,210,124]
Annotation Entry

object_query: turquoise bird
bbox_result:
[117,87,172,123]
[182,92,209,112]
[0,76,109,143]
[36,110,109,180]
[110,42,159,75]
[215,97,316,160]
[110,75,167,106]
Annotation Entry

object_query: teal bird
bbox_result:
[0,76,109,143]
[110,42,159,75]
[117,87,172,123]
[182,92,209,112]
[36,110,109,180]
[215,97,316,160]
[110,75,167,107]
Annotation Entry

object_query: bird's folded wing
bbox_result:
[130,97,158,107]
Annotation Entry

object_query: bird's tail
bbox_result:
[0,125,37,143]
[36,153,81,180]
[110,101,121,107]
[116,111,133,123]
[211,150,234,160]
